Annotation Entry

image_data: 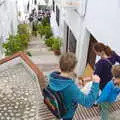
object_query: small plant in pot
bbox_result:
[52,38,61,56]
[45,37,55,47]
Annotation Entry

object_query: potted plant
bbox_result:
[45,37,54,47]
[3,24,31,56]
[52,38,61,55]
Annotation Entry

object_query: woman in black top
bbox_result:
[93,42,120,90]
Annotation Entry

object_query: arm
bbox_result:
[97,81,113,103]
[112,51,120,64]
[115,54,120,64]
[78,76,92,86]
[72,75,100,108]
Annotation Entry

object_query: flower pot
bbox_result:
[53,50,61,56]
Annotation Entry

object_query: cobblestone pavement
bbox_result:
[0,63,42,120]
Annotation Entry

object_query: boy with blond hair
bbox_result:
[48,52,100,120]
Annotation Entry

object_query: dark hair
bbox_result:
[112,65,120,78]
[93,42,112,56]
[59,52,77,72]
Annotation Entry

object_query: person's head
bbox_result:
[93,42,112,58]
[112,65,120,84]
[59,52,77,73]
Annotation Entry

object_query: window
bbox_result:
[53,0,55,11]
[34,0,37,5]
[68,30,76,53]
[56,6,60,26]
[27,2,29,11]
[66,26,77,53]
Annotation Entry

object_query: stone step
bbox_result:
[37,63,59,73]
[28,43,46,49]
[39,102,56,120]
[28,39,45,44]
[27,49,53,56]
[28,39,45,45]
[29,56,59,66]
[26,36,59,120]
[27,47,51,52]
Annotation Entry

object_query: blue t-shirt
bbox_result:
[97,80,120,103]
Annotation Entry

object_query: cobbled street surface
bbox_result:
[0,63,41,120]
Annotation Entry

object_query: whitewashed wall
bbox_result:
[0,0,40,58]
[64,9,84,42]
[61,8,87,75]
[52,0,120,75]
[53,1,88,75]
[84,0,120,54]
[0,0,18,58]
[77,0,120,75]
[17,0,40,23]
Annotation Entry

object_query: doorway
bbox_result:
[53,0,55,11]
[86,34,98,68]
[66,26,77,53]
[56,6,60,26]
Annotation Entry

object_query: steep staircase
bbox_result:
[27,36,59,120]
[27,36,59,73]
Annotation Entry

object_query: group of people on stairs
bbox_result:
[44,42,120,120]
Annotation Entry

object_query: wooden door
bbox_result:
[87,35,98,68]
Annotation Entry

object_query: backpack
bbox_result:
[42,86,66,119]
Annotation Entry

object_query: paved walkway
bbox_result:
[27,36,59,74]
[0,63,42,120]
[27,35,59,120]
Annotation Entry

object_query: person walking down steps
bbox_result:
[43,52,100,120]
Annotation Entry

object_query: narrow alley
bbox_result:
[0,0,120,120]
[27,36,60,120]
[27,35,59,74]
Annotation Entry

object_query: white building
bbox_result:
[52,0,120,76]
[0,0,18,58]
[0,0,40,58]
[17,0,40,23]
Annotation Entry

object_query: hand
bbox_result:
[78,76,92,86]
[83,77,91,81]
[92,75,100,83]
